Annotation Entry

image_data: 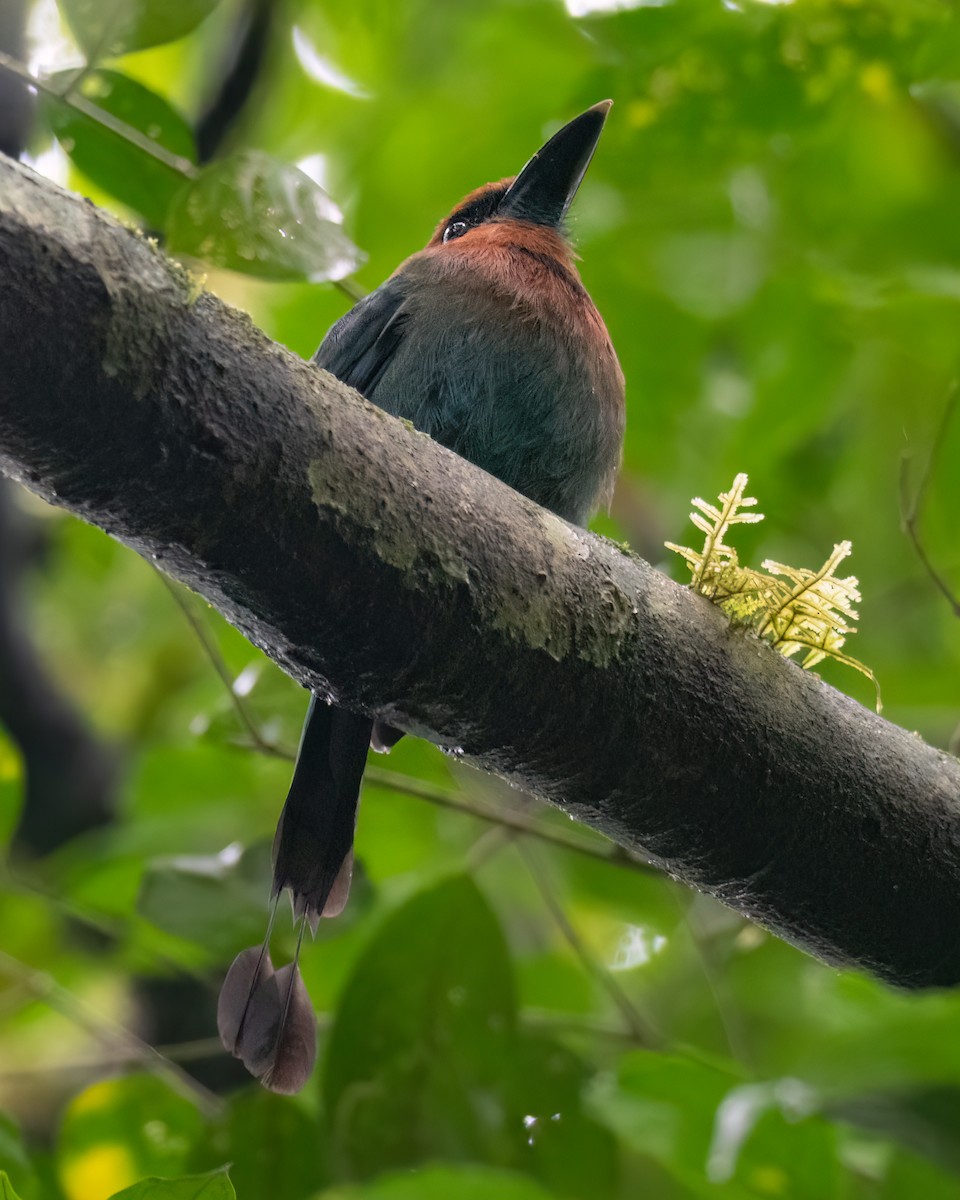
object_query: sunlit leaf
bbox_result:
[57,0,222,58]
[57,1076,205,1200]
[166,151,365,281]
[42,69,195,226]
[0,1171,25,1200]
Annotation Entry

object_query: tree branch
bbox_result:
[2,156,960,989]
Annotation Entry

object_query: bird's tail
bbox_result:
[218,697,373,1093]
[273,696,374,925]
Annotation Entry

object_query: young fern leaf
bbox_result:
[666,474,881,712]
[667,473,763,596]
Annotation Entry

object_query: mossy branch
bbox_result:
[2,156,960,989]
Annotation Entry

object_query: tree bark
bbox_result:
[2,155,959,989]
[0,9,119,854]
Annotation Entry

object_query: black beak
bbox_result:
[497,100,612,228]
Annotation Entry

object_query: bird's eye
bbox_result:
[443,221,469,243]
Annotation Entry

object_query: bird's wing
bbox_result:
[313,276,409,399]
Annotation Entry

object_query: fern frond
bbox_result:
[686,473,763,594]
[666,477,881,712]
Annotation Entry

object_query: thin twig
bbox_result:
[900,385,960,617]
[669,890,754,1070]
[523,1006,749,1086]
[522,1009,645,1043]
[0,1036,223,1081]
[0,1022,632,1081]
[57,0,130,100]
[464,823,515,872]
[0,948,222,1116]
[516,840,661,1048]
[335,276,366,302]
[366,766,657,875]
[4,863,211,986]
[158,572,289,758]
[0,1019,324,1083]
[0,50,197,177]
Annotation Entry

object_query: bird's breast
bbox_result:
[374,233,624,525]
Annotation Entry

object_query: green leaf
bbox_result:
[593,1051,754,1197]
[193,1091,328,1200]
[108,1170,235,1200]
[320,876,616,1196]
[0,1171,25,1200]
[57,1075,205,1196]
[165,151,365,281]
[57,0,222,58]
[709,1081,839,1200]
[323,874,517,1176]
[42,69,195,226]
[828,1086,960,1177]
[320,1164,561,1200]
[137,840,273,958]
[880,1150,960,1199]
[0,733,24,850]
[507,1035,618,1200]
[0,1117,37,1200]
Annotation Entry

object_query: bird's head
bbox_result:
[427,100,612,250]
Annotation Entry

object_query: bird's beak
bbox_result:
[497,100,612,228]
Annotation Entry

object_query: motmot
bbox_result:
[219,101,626,1092]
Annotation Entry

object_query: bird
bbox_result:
[218,100,626,1093]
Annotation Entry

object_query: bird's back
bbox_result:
[316,219,624,528]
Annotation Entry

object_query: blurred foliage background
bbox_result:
[0,0,959,1196]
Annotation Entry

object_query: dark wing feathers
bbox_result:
[313,277,409,399]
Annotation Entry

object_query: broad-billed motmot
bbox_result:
[218,101,626,1092]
